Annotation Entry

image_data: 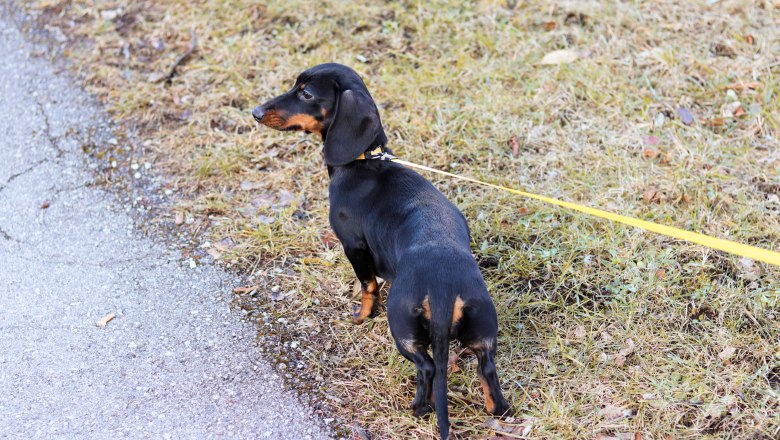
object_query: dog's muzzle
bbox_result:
[252,106,266,123]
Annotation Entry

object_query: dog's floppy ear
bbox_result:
[323,89,385,166]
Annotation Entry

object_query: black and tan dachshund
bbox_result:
[252,63,511,439]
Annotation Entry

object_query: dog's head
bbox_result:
[253,63,387,166]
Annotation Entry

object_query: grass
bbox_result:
[20,0,780,438]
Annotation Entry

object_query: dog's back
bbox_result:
[330,159,510,439]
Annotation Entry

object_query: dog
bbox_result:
[252,63,511,439]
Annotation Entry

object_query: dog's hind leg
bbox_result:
[395,339,435,417]
[387,290,435,417]
[471,340,512,417]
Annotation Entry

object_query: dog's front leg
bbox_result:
[343,245,379,324]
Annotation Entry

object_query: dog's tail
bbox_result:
[429,292,454,440]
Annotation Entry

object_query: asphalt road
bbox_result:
[0,15,329,440]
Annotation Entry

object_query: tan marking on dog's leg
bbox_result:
[421,295,431,320]
[352,276,378,324]
[451,295,465,326]
[480,377,495,413]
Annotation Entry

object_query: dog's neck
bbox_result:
[326,143,393,177]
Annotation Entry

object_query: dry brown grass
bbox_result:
[19,0,780,438]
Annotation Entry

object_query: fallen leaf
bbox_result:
[599,405,633,420]
[483,417,533,436]
[40,200,50,209]
[276,189,295,207]
[595,433,640,440]
[710,42,736,58]
[271,289,295,301]
[232,285,259,294]
[96,313,116,328]
[643,188,658,203]
[677,107,694,125]
[719,346,737,363]
[654,113,665,128]
[643,148,659,159]
[301,257,333,267]
[614,354,626,366]
[538,49,578,65]
[655,269,666,279]
[722,101,743,118]
[147,72,167,83]
[508,135,520,157]
[744,35,755,44]
[206,248,222,259]
[174,211,185,225]
[573,325,587,339]
[541,21,557,31]
[240,180,263,191]
[518,206,531,216]
[352,423,370,440]
[256,215,275,224]
[723,81,763,90]
[214,237,235,251]
[320,230,339,249]
[703,117,725,127]
[644,135,659,146]
[448,352,460,373]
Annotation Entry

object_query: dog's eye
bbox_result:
[301,90,314,101]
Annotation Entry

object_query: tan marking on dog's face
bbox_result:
[480,377,495,413]
[421,295,431,320]
[283,114,323,134]
[257,109,284,128]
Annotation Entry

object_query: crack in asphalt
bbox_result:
[35,98,66,157]
[4,157,48,186]
[16,253,160,269]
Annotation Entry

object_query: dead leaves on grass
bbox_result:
[483,417,533,437]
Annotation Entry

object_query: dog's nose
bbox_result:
[252,106,266,123]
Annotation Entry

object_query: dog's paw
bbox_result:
[490,403,513,419]
[411,402,434,418]
[351,305,367,325]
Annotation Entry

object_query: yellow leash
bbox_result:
[390,158,780,268]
